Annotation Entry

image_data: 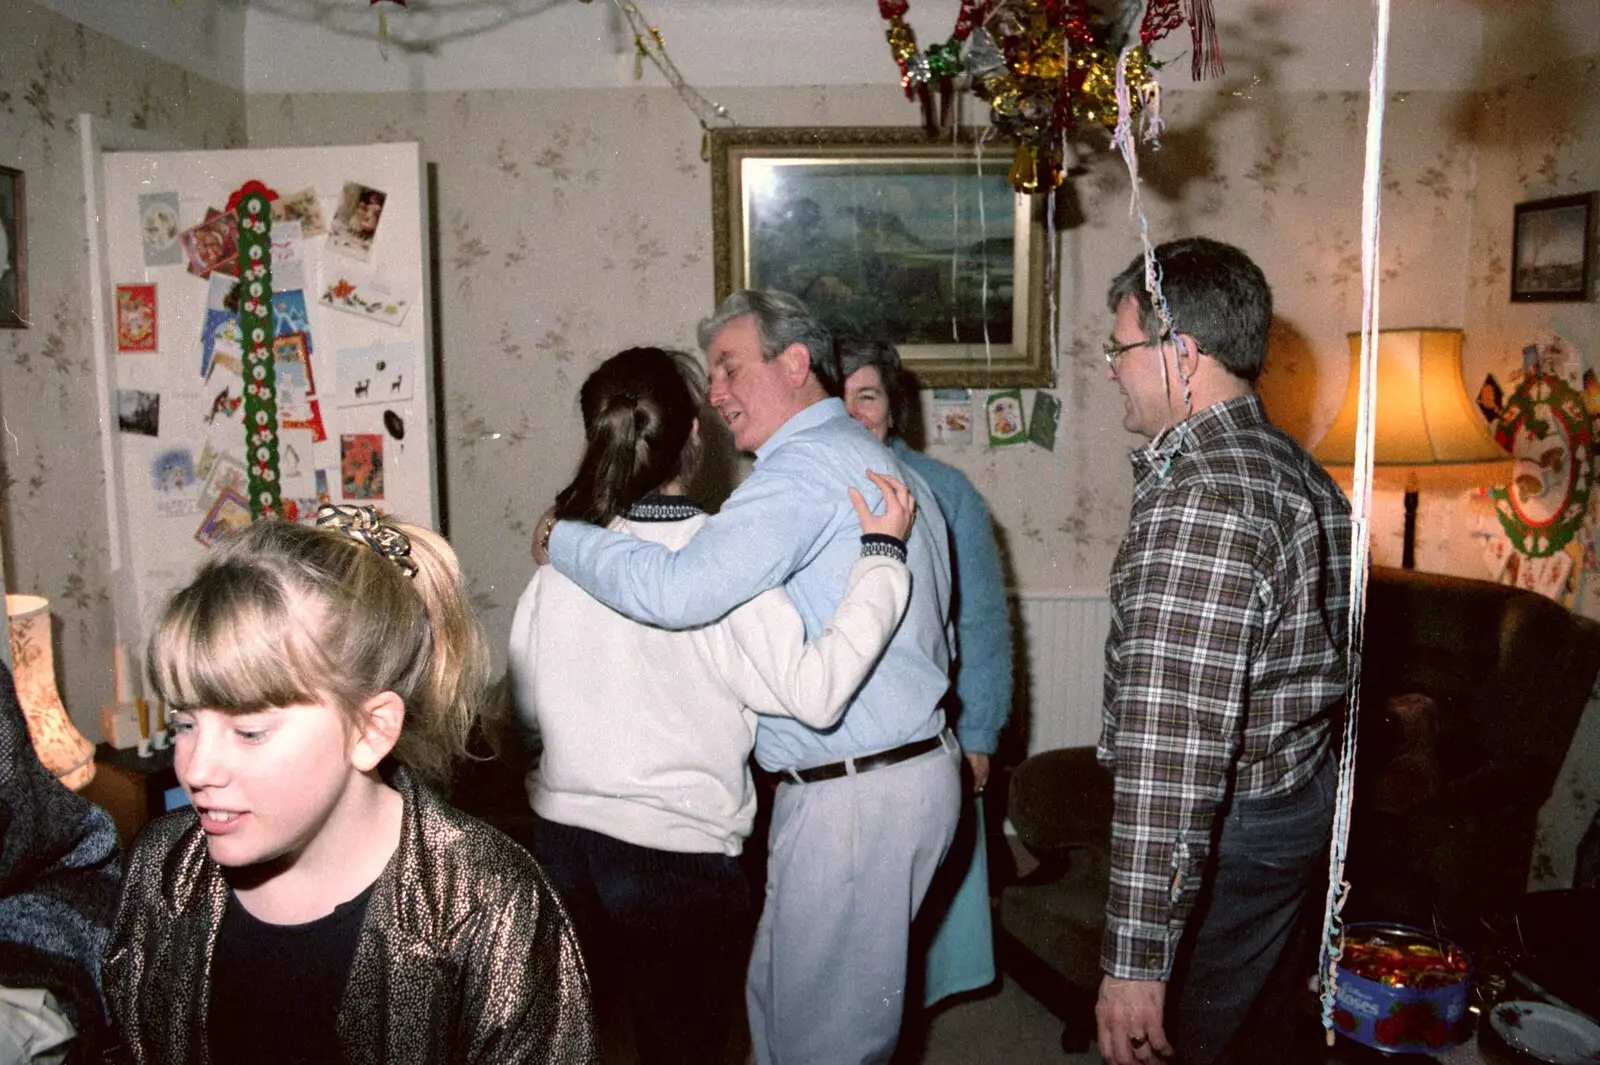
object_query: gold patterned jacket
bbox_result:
[102,766,597,1065]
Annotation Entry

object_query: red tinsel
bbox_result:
[1140,0,1185,47]
[1186,0,1224,79]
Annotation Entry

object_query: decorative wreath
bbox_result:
[1491,369,1595,557]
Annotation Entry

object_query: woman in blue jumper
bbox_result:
[837,334,1015,1007]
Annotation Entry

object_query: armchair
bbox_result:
[995,565,1600,1051]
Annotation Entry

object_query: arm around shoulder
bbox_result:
[717,542,911,729]
[548,461,833,630]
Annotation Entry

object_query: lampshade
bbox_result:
[1313,329,1512,490]
[6,594,97,791]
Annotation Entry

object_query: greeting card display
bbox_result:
[115,283,158,352]
[986,389,1027,447]
[319,270,411,327]
[328,183,387,261]
[178,210,239,279]
[138,192,183,267]
[271,186,327,238]
[335,342,414,407]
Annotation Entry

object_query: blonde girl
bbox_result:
[104,507,596,1065]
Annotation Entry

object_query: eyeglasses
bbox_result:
[1101,333,1171,372]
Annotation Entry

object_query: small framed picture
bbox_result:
[1511,192,1594,302]
[0,165,27,329]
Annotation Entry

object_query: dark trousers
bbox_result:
[531,815,754,1065]
[1169,758,1336,1065]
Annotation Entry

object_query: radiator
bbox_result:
[1010,592,1112,756]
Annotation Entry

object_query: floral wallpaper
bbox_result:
[1462,53,1600,892]
[0,3,245,734]
[1,1,1594,889]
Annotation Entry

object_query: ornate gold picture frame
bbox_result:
[710,127,1058,388]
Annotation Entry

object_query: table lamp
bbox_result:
[6,594,97,790]
[1313,328,1512,569]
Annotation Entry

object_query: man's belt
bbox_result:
[781,732,946,785]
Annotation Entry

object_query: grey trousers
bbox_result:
[747,732,963,1065]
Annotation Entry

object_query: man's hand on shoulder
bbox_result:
[1096,976,1172,1065]
[531,506,557,566]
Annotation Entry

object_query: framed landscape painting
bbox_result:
[710,127,1058,388]
[1511,192,1593,302]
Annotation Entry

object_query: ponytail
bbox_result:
[554,347,702,527]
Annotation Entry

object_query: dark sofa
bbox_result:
[996,564,1600,1048]
[1343,565,1600,940]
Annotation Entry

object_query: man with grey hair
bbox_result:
[533,289,961,1065]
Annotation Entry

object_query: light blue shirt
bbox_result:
[548,397,953,771]
[892,437,1014,755]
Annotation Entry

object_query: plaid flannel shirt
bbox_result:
[1098,394,1352,981]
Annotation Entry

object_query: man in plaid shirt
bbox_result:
[1093,238,1352,1065]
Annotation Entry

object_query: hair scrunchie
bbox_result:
[315,503,419,578]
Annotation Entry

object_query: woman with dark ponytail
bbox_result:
[551,348,701,528]
[509,346,916,1065]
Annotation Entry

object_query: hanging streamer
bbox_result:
[950,109,965,344]
[1184,0,1224,79]
[609,0,735,155]
[369,0,406,61]
[1110,35,1179,420]
[976,125,997,373]
[1319,0,1391,1043]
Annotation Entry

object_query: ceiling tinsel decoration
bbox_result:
[601,0,737,157]
[370,0,408,59]
[879,0,990,134]
[877,0,1225,192]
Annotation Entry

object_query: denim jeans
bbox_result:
[1168,756,1336,1065]
[531,816,754,1065]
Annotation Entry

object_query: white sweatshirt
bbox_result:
[507,509,909,856]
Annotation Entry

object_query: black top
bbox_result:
[208,881,376,1065]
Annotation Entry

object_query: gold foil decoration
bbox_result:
[1009,142,1041,191]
